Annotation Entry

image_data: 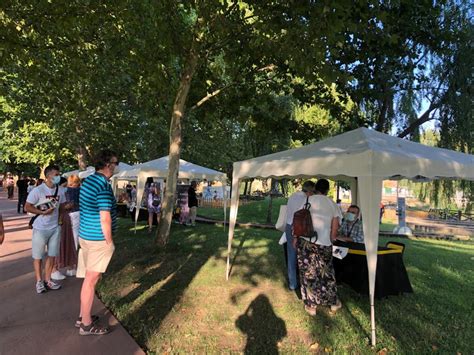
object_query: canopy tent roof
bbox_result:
[232,127,474,181]
[120,156,227,231]
[71,163,133,179]
[63,163,133,179]
[113,156,227,182]
[226,127,474,346]
[62,169,81,178]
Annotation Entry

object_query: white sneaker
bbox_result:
[66,269,76,277]
[51,270,66,280]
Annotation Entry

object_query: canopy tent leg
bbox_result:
[226,178,240,280]
[349,177,359,206]
[222,180,227,233]
[357,176,383,347]
[134,173,146,234]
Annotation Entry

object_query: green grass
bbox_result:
[379,223,397,232]
[198,197,287,225]
[97,218,474,354]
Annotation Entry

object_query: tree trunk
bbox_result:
[76,146,88,170]
[156,45,199,247]
[243,181,248,195]
[266,179,277,224]
[279,179,286,197]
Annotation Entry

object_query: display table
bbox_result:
[333,240,413,299]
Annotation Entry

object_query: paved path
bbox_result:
[0,192,144,355]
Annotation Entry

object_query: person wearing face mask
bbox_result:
[337,205,364,244]
[77,149,119,335]
[25,165,67,294]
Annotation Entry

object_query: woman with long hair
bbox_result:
[144,177,161,233]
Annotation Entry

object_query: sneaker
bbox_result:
[44,280,62,291]
[36,280,47,294]
[51,270,66,280]
[79,322,110,336]
[330,300,342,313]
[75,315,100,328]
[66,269,76,277]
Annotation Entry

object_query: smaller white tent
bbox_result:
[111,156,228,228]
[76,163,133,179]
[62,169,81,178]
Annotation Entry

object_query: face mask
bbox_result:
[345,212,356,222]
[52,176,61,185]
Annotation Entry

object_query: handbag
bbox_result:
[152,196,161,207]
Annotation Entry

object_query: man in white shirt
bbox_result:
[285,180,315,290]
[25,165,66,294]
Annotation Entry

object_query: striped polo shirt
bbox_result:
[79,172,117,241]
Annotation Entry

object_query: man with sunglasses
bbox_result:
[77,149,119,335]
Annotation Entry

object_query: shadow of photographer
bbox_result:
[236,293,287,354]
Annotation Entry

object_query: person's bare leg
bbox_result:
[80,271,101,325]
[33,259,42,281]
[148,211,153,232]
[44,256,54,282]
[51,256,59,274]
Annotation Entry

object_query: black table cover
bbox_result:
[333,240,413,299]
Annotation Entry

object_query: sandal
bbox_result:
[75,315,99,328]
[79,322,110,336]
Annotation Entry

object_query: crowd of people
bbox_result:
[284,179,365,316]
[13,150,120,335]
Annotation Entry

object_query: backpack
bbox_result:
[292,196,317,240]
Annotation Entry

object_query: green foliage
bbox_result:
[1,0,471,206]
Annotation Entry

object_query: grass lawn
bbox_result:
[198,197,287,224]
[97,218,474,354]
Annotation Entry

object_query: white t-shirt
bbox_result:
[302,194,342,246]
[286,191,308,225]
[26,184,66,230]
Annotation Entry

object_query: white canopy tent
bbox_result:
[111,156,228,229]
[62,169,81,178]
[74,163,133,179]
[226,127,474,346]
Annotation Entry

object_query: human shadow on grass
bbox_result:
[236,294,287,355]
[103,225,224,350]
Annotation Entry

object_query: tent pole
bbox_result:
[370,295,376,345]
[222,179,227,233]
[358,175,383,347]
[226,177,240,280]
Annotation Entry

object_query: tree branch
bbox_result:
[189,71,277,111]
[398,101,440,138]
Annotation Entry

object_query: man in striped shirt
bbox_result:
[77,149,119,336]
